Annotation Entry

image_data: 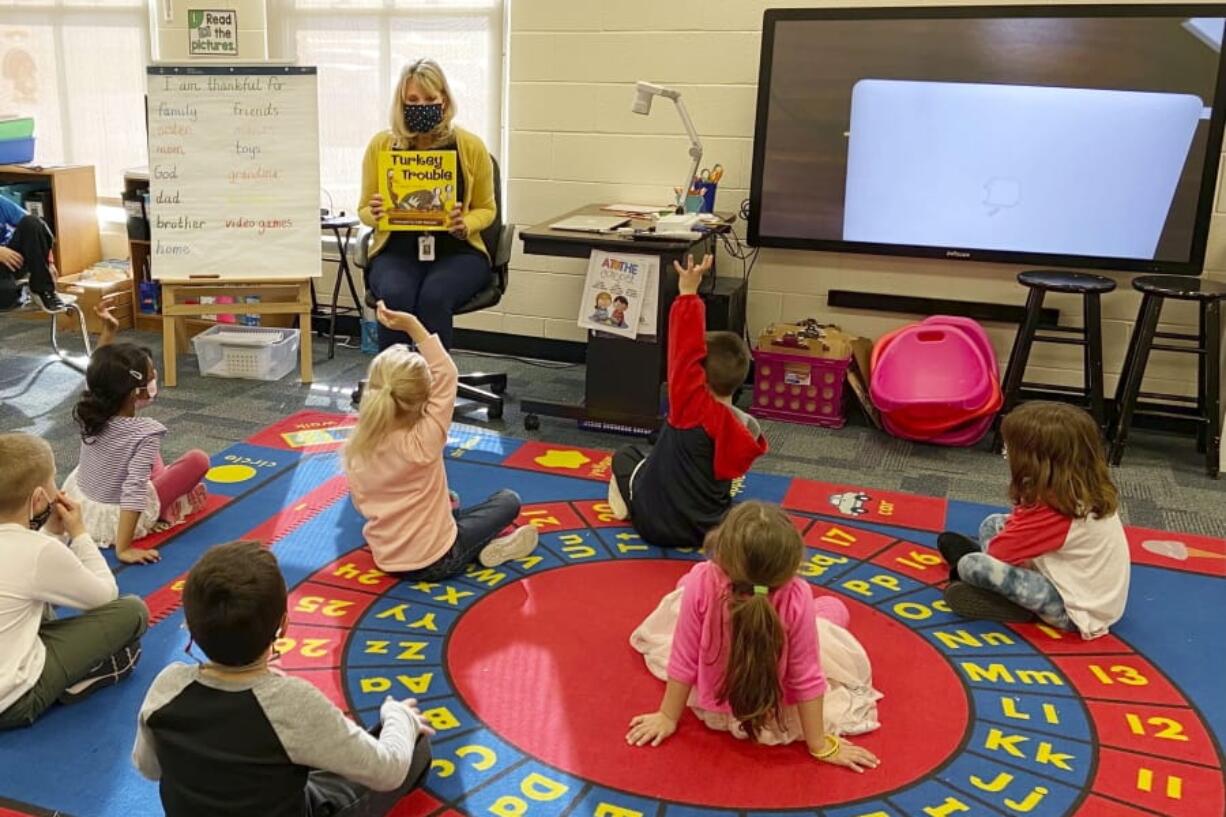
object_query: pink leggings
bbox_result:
[151,450,210,520]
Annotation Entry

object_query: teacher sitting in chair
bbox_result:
[359,58,495,351]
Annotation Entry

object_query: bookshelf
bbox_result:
[0,164,101,276]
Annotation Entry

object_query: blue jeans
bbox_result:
[368,234,490,351]
[959,513,1073,630]
[399,490,521,582]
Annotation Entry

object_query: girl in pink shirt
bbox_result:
[345,303,538,578]
[627,501,881,773]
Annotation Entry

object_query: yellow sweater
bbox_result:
[357,126,496,260]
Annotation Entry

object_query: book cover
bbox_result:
[377,150,458,231]
[577,250,655,340]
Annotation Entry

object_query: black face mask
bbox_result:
[29,501,53,531]
[403,103,444,134]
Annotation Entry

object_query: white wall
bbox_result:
[491,0,1226,400]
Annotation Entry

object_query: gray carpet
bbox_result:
[2,311,1222,536]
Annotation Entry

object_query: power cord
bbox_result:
[715,198,761,343]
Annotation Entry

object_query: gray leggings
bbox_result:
[960,513,1073,630]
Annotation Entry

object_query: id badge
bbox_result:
[418,235,436,262]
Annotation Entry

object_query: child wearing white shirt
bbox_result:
[0,433,148,729]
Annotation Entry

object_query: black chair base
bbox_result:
[351,372,506,421]
[1109,275,1224,478]
[992,270,1116,451]
[458,372,506,420]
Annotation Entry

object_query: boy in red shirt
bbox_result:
[607,254,768,548]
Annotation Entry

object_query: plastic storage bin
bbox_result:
[192,325,299,381]
[751,347,851,428]
[0,118,34,141]
[0,137,35,165]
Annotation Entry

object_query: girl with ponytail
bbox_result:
[63,303,209,564]
[344,301,538,578]
[627,501,882,772]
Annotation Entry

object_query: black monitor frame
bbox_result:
[747,4,1226,276]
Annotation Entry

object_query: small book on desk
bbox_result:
[549,214,630,233]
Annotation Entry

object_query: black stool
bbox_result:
[1110,275,1226,478]
[992,270,1116,451]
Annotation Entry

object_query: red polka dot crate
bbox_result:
[751,321,860,429]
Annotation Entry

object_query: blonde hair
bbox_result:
[389,59,457,147]
[703,501,805,740]
[344,345,433,469]
[0,433,55,515]
[1001,401,1119,518]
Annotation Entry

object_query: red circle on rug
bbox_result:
[447,559,969,809]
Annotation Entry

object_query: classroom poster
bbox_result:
[146,66,320,280]
[377,150,457,231]
[577,250,656,340]
[187,10,238,56]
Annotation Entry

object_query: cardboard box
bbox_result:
[757,321,856,361]
[56,269,134,334]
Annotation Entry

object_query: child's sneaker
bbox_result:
[937,532,981,583]
[186,483,209,515]
[165,483,210,526]
[60,641,142,704]
[478,525,540,567]
[944,582,1035,623]
[606,476,630,521]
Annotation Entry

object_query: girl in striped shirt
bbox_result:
[63,305,209,565]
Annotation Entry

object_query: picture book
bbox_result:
[577,250,656,340]
[377,150,458,231]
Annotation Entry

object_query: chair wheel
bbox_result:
[524,414,541,431]
[487,402,504,421]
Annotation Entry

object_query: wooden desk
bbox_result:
[518,205,730,434]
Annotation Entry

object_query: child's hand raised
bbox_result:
[93,297,123,347]
[673,254,713,296]
[626,711,677,747]
[94,300,120,331]
[375,300,427,342]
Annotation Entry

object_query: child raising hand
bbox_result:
[607,254,768,548]
[62,301,210,564]
[627,502,882,773]
[345,302,539,578]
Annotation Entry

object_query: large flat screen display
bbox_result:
[749,6,1226,274]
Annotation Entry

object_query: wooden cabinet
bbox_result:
[123,169,158,332]
[0,164,101,276]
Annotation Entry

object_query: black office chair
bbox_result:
[352,156,512,420]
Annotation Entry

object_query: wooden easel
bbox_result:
[159,278,315,387]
